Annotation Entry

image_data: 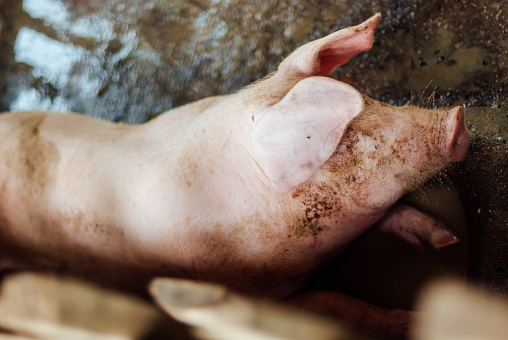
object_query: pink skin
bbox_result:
[0,14,469,339]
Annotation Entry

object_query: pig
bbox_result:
[0,14,469,339]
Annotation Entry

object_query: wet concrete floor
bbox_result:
[0,0,506,122]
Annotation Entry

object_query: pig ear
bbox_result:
[279,13,380,76]
[252,77,364,193]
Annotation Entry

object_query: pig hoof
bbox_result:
[431,229,460,250]
[150,278,227,309]
[378,203,462,251]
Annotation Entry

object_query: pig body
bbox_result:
[0,14,469,338]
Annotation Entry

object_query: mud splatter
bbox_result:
[12,113,61,194]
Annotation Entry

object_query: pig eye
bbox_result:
[307,136,311,139]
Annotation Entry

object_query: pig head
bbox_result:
[0,13,469,324]
[245,13,468,259]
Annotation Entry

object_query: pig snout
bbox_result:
[442,106,470,161]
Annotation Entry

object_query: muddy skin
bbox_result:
[283,98,461,284]
[5,114,61,192]
[292,97,447,216]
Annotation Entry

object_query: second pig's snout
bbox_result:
[443,106,470,162]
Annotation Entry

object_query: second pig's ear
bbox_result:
[279,13,380,76]
[252,77,364,194]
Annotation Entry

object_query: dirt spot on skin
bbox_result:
[291,184,341,238]
[65,209,125,242]
[296,217,323,237]
[91,221,125,240]
[291,196,332,237]
[13,114,61,194]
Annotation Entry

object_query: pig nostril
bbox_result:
[453,138,460,148]
[455,106,464,119]
[445,106,469,161]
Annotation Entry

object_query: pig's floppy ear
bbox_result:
[279,13,380,76]
[252,77,364,193]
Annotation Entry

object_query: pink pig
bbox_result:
[0,14,468,339]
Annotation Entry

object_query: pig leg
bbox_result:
[283,290,416,340]
[283,205,457,339]
[377,203,460,250]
